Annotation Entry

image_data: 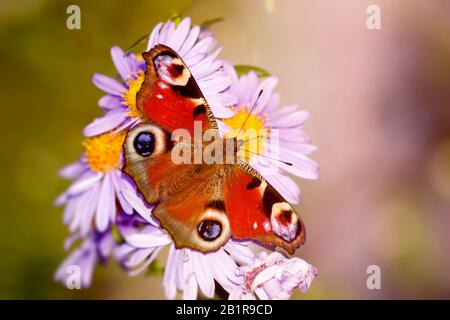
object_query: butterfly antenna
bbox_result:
[242,149,293,166]
[244,134,264,144]
[236,90,264,137]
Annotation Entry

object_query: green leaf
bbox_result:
[234,65,271,77]
[111,224,123,243]
[126,33,149,54]
[170,13,183,26]
[200,17,224,28]
[145,259,165,276]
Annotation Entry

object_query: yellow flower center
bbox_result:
[122,70,145,119]
[84,131,126,173]
[223,106,268,161]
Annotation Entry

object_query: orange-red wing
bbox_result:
[223,167,306,254]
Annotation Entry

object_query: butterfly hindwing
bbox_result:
[223,166,306,254]
[151,164,232,252]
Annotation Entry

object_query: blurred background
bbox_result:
[0,0,449,299]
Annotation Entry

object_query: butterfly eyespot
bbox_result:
[133,132,155,157]
[124,123,170,163]
[153,53,190,86]
[197,219,222,241]
[270,202,300,242]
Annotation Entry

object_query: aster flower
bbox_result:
[84,17,236,137]
[229,251,317,300]
[55,131,153,235]
[115,214,255,299]
[221,66,319,203]
[54,230,114,289]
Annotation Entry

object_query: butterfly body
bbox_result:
[123,44,305,254]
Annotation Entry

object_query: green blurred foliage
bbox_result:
[234,65,270,77]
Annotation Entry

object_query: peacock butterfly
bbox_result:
[123,44,305,254]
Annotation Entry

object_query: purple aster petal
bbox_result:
[163,245,179,299]
[208,251,242,292]
[182,252,197,298]
[277,128,311,143]
[67,171,103,196]
[183,52,206,67]
[98,232,115,258]
[63,233,80,251]
[279,140,318,155]
[179,25,200,56]
[252,265,279,290]
[191,251,215,298]
[125,229,171,248]
[80,182,101,236]
[268,104,297,118]
[253,77,278,114]
[121,189,156,225]
[185,37,215,58]
[98,95,124,110]
[298,265,318,292]
[111,46,135,82]
[125,248,154,268]
[67,188,90,231]
[55,236,99,289]
[205,92,238,110]
[266,143,319,180]
[59,161,87,179]
[166,17,191,51]
[62,197,77,225]
[239,71,259,106]
[224,241,255,266]
[83,110,127,137]
[109,116,140,135]
[115,243,135,261]
[95,173,114,232]
[197,76,231,95]
[278,158,318,180]
[158,20,176,46]
[128,247,163,277]
[146,22,163,51]
[92,73,126,96]
[189,48,222,79]
[110,171,133,214]
[266,109,309,128]
[216,120,231,137]
[224,64,240,97]
[81,248,97,287]
[263,92,281,114]
[54,192,68,207]
[208,103,234,118]
[183,272,198,300]
[250,156,300,203]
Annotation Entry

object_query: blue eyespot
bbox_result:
[198,220,222,241]
[134,132,155,157]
